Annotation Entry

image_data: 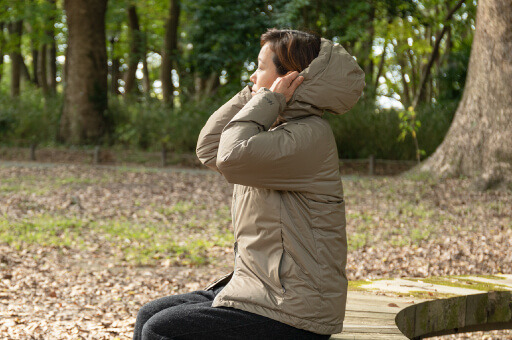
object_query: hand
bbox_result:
[269,71,304,102]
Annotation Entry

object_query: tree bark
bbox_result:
[160,0,180,105]
[124,5,143,95]
[60,0,108,144]
[418,0,512,190]
[8,21,23,97]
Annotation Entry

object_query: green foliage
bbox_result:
[325,97,457,160]
[0,0,476,158]
[0,85,62,146]
[106,89,233,151]
[183,0,272,80]
[398,106,424,163]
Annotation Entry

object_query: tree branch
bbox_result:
[412,0,466,108]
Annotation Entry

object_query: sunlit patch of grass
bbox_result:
[0,216,88,249]
[158,200,197,216]
[410,227,432,243]
[210,229,235,247]
[0,176,50,194]
[348,232,370,250]
[0,214,234,267]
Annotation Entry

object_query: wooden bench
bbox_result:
[329,291,512,339]
[395,291,512,339]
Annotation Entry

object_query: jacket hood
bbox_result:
[280,37,366,121]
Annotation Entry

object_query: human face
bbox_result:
[249,43,279,95]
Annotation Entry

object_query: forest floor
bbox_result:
[0,162,511,339]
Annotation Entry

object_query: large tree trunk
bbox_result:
[123,5,142,95]
[8,21,23,97]
[418,0,512,190]
[160,0,180,105]
[60,0,108,144]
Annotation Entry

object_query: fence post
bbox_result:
[93,146,101,164]
[368,154,375,176]
[30,143,37,161]
[161,145,167,167]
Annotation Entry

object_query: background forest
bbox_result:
[0,0,476,161]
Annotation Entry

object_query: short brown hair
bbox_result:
[260,28,321,76]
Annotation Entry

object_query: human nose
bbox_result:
[249,71,256,84]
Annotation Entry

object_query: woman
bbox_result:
[133,28,365,340]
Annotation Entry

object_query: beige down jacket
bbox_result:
[196,37,365,335]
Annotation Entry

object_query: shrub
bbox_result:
[325,97,458,160]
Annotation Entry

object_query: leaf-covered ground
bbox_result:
[0,163,510,339]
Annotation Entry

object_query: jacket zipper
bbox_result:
[233,192,237,270]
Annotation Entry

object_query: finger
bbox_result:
[282,72,298,87]
[286,71,299,79]
[289,75,304,90]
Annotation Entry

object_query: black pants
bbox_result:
[133,282,331,340]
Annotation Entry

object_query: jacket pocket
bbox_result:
[203,270,234,291]
[277,246,286,294]
[280,248,318,292]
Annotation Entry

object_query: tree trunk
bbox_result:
[21,57,31,82]
[142,32,151,96]
[60,0,108,144]
[160,0,180,105]
[8,21,23,97]
[362,3,375,88]
[0,22,4,83]
[124,5,142,95]
[418,0,512,190]
[109,36,121,95]
[194,71,218,101]
[32,45,39,86]
[38,44,49,95]
[48,0,57,94]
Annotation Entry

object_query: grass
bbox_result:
[0,214,234,267]
[0,173,110,195]
[157,200,197,216]
[348,232,370,250]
